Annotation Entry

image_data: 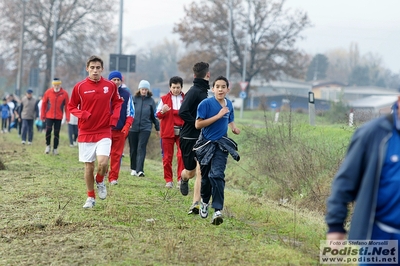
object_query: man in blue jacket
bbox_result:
[326,97,400,258]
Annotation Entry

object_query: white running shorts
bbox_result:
[78,138,111,162]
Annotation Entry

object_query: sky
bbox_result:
[120,0,400,72]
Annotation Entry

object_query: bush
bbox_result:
[226,109,353,213]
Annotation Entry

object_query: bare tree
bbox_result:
[326,44,392,88]
[325,48,352,84]
[0,0,117,94]
[173,0,311,98]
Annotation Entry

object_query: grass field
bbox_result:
[0,112,352,265]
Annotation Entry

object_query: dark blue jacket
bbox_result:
[326,112,394,240]
[1,103,10,119]
[130,92,159,132]
[193,134,240,165]
[113,86,134,130]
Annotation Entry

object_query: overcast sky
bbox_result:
[121,0,400,72]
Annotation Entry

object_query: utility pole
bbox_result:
[313,55,319,81]
[50,0,60,82]
[16,0,28,97]
[117,0,123,54]
[226,0,233,81]
[240,0,251,118]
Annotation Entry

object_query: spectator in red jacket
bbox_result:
[41,78,69,155]
[156,76,185,188]
[68,55,123,209]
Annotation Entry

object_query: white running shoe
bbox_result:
[199,201,209,218]
[96,181,107,200]
[45,145,50,154]
[211,210,223,225]
[130,170,138,176]
[83,197,95,208]
[110,180,118,186]
[53,149,59,155]
[165,182,173,188]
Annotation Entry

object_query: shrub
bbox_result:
[226,108,352,213]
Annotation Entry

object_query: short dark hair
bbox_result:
[86,55,103,68]
[169,76,183,88]
[213,76,229,88]
[193,62,209,79]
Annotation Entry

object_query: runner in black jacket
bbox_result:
[178,62,210,215]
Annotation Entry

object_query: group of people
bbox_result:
[65,56,241,226]
[1,80,79,151]
[1,94,21,135]
[1,90,42,144]
[1,95,14,133]
[2,55,241,226]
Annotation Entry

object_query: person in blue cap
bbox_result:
[107,70,134,185]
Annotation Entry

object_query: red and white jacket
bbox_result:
[68,76,123,142]
[156,91,184,138]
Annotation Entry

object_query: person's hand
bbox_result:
[218,107,230,118]
[232,127,240,135]
[156,131,160,138]
[161,104,170,114]
[121,125,130,138]
[81,111,91,121]
[326,232,346,241]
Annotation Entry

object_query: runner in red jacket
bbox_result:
[41,78,69,155]
[155,76,185,188]
[68,55,123,209]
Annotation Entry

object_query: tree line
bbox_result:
[306,44,400,89]
[0,0,396,99]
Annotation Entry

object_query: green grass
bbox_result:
[0,113,351,265]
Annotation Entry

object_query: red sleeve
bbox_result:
[156,111,164,119]
[125,116,134,128]
[63,90,70,121]
[68,85,90,120]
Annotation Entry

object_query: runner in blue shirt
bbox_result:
[194,76,240,225]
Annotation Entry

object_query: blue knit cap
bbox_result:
[138,80,150,90]
[108,70,122,80]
